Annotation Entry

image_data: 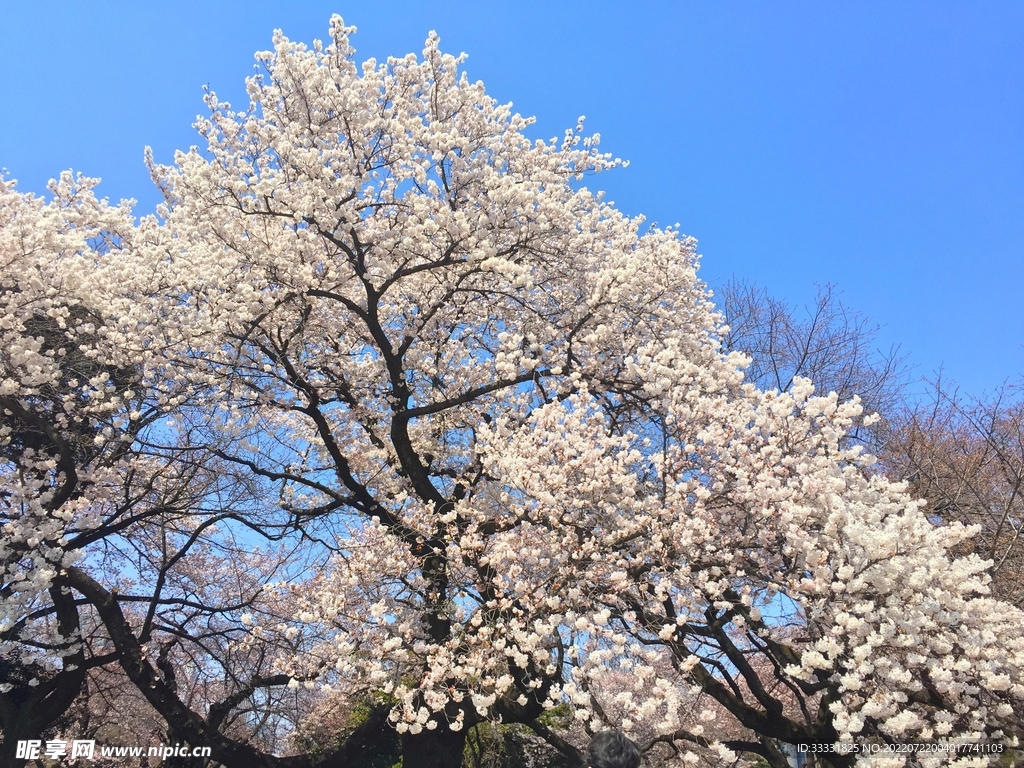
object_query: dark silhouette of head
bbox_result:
[585,730,641,768]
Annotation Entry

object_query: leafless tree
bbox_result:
[882,379,1024,608]
[715,279,908,445]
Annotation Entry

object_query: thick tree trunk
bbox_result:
[0,585,87,768]
[401,726,468,768]
[0,678,81,768]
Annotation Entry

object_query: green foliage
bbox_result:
[534,704,571,731]
[291,692,401,768]
[463,722,571,768]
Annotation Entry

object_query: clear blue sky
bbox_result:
[2,2,1021,397]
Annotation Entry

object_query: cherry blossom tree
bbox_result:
[0,173,147,760]
[135,17,1024,768]
[6,16,1024,768]
[0,175,307,767]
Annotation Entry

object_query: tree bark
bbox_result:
[401,727,468,768]
[0,584,88,768]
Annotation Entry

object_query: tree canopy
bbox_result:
[2,17,1022,768]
